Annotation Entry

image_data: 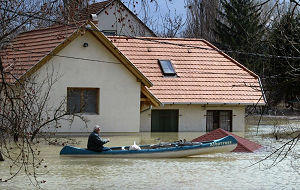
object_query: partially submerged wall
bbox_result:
[141,104,246,132]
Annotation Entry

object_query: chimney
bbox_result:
[90,14,98,26]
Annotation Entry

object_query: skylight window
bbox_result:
[158,60,176,76]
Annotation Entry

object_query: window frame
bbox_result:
[158,59,176,76]
[101,30,117,36]
[206,110,233,132]
[67,87,100,115]
[151,109,179,132]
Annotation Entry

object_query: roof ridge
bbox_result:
[217,129,263,152]
[15,31,74,41]
[109,36,207,41]
[17,21,85,36]
[89,0,111,6]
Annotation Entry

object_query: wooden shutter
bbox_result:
[206,110,214,132]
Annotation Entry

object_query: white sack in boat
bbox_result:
[129,141,141,151]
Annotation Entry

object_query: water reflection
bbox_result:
[0,123,299,190]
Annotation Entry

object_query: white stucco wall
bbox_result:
[140,104,246,132]
[97,1,155,37]
[33,32,141,133]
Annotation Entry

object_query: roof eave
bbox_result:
[18,25,84,83]
[141,86,162,107]
[15,21,152,88]
[94,0,114,15]
[201,39,260,79]
[162,102,266,106]
[87,20,152,87]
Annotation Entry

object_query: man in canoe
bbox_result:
[87,125,111,152]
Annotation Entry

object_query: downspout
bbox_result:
[141,105,152,113]
[258,77,267,104]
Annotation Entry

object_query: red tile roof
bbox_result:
[77,0,111,20]
[108,36,265,105]
[1,24,265,105]
[0,21,153,89]
[191,128,263,152]
[0,24,79,82]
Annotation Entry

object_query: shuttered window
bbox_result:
[67,88,99,114]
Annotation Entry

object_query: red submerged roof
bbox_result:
[108,36,265,105]
[191,128,263,152]
[0,24,79,82]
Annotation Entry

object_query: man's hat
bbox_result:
[94,125,101,131]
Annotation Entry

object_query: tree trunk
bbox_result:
[0,152,4,161]
[13,133,19,142]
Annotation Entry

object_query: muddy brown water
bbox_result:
[0,122,299,190]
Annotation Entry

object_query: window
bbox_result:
[151,110,179,132]
[206,110,232,132]
[67,88,99,114]
[158,60,176,76]
[102,30,117,36]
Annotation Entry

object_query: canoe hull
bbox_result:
[60,136,237,158]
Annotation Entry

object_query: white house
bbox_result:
[77,0,156,37]
[109,36,266,132]
[0,21,265,133]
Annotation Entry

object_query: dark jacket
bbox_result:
[87,132,109,152]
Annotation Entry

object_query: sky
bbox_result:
[90,0,188,35]
[125,0,188,34]
[154,0,187,16]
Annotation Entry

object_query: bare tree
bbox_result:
[157,11,185,38]
[0,0,90,184]
[0,0,93,46]
[183,0,220,41]
[0,151,3,161]
[0,57,87,182]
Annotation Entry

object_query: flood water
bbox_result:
[1,121,300,190]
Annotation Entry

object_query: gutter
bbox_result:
[140,105,152,113]
[162,102,266,106]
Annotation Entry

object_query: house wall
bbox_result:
[33,32,141,133]
[97,1,155,37]
[140,104,246,132]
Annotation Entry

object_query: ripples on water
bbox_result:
[0,123,299,190]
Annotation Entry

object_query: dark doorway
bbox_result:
[151,110,179,132]
[206,110,232,132]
